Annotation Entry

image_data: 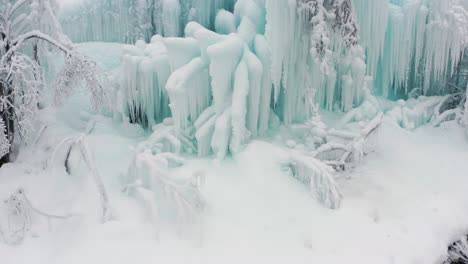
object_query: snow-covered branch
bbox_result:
[54,52,109,110]
[51,135,114,223]
[285,153,342,209]
[6,0,28,20]
[1,30,71,66]
[0,188,74,245]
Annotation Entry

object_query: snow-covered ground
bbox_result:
[0,43,467,264]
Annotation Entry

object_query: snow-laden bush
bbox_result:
[445,236,468,263]
[284,154,342,209]
[123,121,205,237]
[136,120,196,155]
[0,188,73,245]
[384,93,466,130]
[54,52,109,111]
[0,0,109,165]
[124,150,206,238]
[314,112,383,168]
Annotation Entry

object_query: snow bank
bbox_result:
[2,114,468,263]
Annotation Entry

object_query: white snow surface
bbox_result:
[0,43,468,264]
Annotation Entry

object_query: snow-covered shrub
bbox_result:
[0,188,73,245]
[136,120,196,155]
[430,94,464,127]
[0,0,108,165]
[54,52,109,111]
[0,189,32,245]
[315,112,383,169]
[284,154,342,209]
[123,118,206,236]
[124,150,206,237]
[445,236,468,264]
[385,94,466,130]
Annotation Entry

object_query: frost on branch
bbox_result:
[55,53,109,111]
[329,0,359,47]
[1,52,43,139]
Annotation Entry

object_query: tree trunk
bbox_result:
[0,36,15,167]
[0,81,13,166]
[33,41,40,65]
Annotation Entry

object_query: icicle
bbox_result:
[161,0,181,37]
[166,57,210,131]
[253,35,272,135]
[207,35,243,116]
[352,0,388,76]
[230,60,250,153]
[105,0,467,159]
[211,107,232,160]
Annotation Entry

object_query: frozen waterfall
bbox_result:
[60,0,468,158]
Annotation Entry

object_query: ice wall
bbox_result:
[353,0,468,97]
[61,0,468,99]
[59,0,237,43]
[118,5,273,159]
[118,0,372,158]
[68,0,467,157]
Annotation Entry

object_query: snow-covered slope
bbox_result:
[1,101,468,264]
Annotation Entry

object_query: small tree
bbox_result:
[0,0,107,166]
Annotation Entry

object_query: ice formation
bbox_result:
[60,0,468,158]
[355,0,468,97]
[60,0,237,43]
